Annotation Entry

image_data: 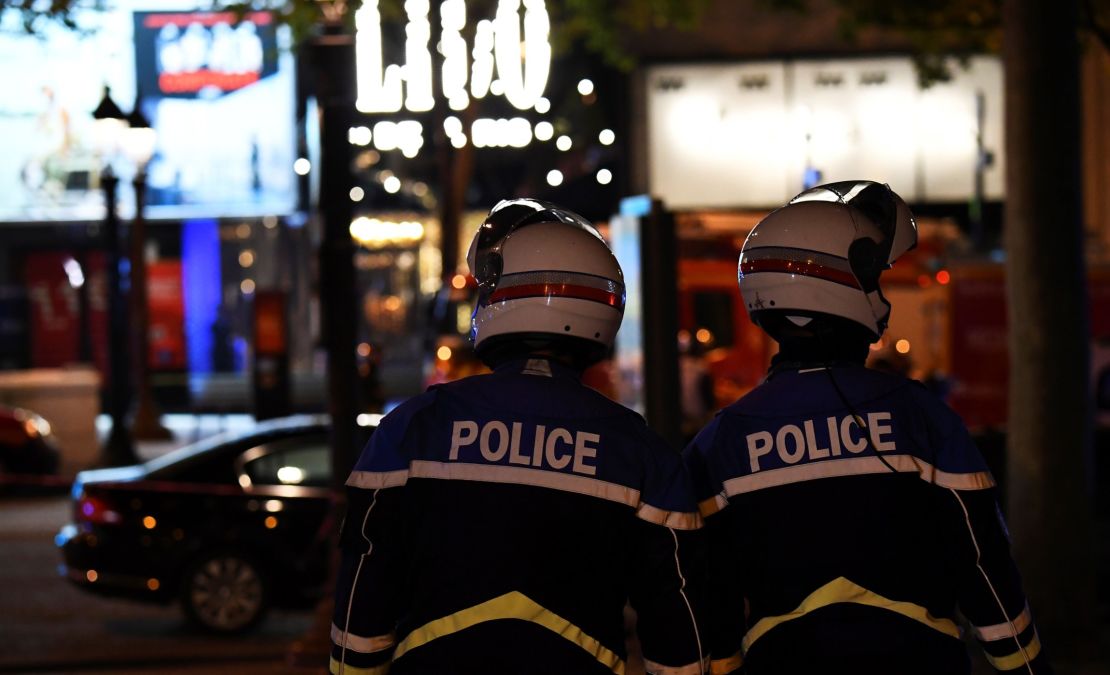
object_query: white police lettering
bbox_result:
[746,413,896,472]
[747,431,773,472]
[775,425,806,464]
[573,432,600,474]
[841,416,867,454]
[508,422,528,464]
[545,428,573,470]
[480,421,509,461]
[450,420,478,459]
[867,412,896,451]
[450,420,599,476]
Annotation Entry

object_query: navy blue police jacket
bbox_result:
[330,357,705,675]
[685,363,1051,675]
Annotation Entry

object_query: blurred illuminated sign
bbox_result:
[356,0,550,113]
[349,216,426,248]
[646,57,1005,208]
[354,0,551,157]
[0,3,296,222]
[133,11,279,98]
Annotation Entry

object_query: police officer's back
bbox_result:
[685,182,1051,674]
[331,200,705,675]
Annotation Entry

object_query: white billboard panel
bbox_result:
[0,2,297,222]
[646,56,1004,209]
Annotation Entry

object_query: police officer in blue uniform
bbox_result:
[685,181,1051,675]
[331,199,706,675]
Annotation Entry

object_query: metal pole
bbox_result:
[640,200,682,449]
[100,168,138,466]
[129,169,171,440]
[287,24,359,668]
[312,27,360,492]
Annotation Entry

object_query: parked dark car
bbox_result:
[56,415,369,633]
[0,405,60,476]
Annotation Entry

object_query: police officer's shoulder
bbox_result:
[372,387,441,439]
[683,411,725,459]
[902,375,974,434]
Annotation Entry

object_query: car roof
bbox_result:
[144,414,331,475]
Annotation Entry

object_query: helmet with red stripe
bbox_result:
[467,199,625,367]
[738,180,917,341]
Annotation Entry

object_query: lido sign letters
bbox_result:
[357,0,551,113]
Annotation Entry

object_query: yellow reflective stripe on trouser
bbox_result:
[329,656,391,675]
[973,604,1033,642]
[986,632,1042,671]
[394,590,625,674]
[710,650,743,674]
[330,623,396,653]
[741,576,961,653]
[643,655,708,675]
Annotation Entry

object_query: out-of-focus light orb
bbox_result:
[384,176,402,193]
[277,466,304,484]
[546,170,563,186]
[293,158,311,175]
[357,342,372,357]
[556,135,572,151]
[577,79,595,96]
[936,269,951,285]
[599,129,615,145]
[142,516,157,529]
[596,169,612,185]
[450,134,468,148]
[238,250,255,268]
[412,182,429,197]
[264,516,278,529]
[349,186,365,202]
[696,328,713,344]
[348,126,372,146]
[357,413,384,427]
[451,274,467,289]
[240,279,256,294]
[534,121,554,141]
[534,97,551,114]
[895,339,911,354]
[489,79,505,96]
[437,345,453,361]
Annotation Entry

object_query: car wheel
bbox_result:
[181,551,269,634]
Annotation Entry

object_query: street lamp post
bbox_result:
[92,87,137,466]
[121,97,170,441]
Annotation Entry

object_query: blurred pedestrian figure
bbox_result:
[678,329,716,441]
[685,181,1051,674]
[331,199,705,675]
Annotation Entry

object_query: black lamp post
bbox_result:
[92,86,137,466]
[122,96,170,441]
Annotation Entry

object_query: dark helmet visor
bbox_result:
[473,199,605,305]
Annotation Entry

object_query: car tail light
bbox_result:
[76,491,122,525]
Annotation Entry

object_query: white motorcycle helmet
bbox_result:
[738,180,918,341]
[467,199,625,367]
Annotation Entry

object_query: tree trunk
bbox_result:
[1003,0,1094,656]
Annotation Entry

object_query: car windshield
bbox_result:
[142,429,243,475]
[144,416,329,475]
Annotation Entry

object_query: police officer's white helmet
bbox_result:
[467,199,625,366]
[738,180,918,341]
